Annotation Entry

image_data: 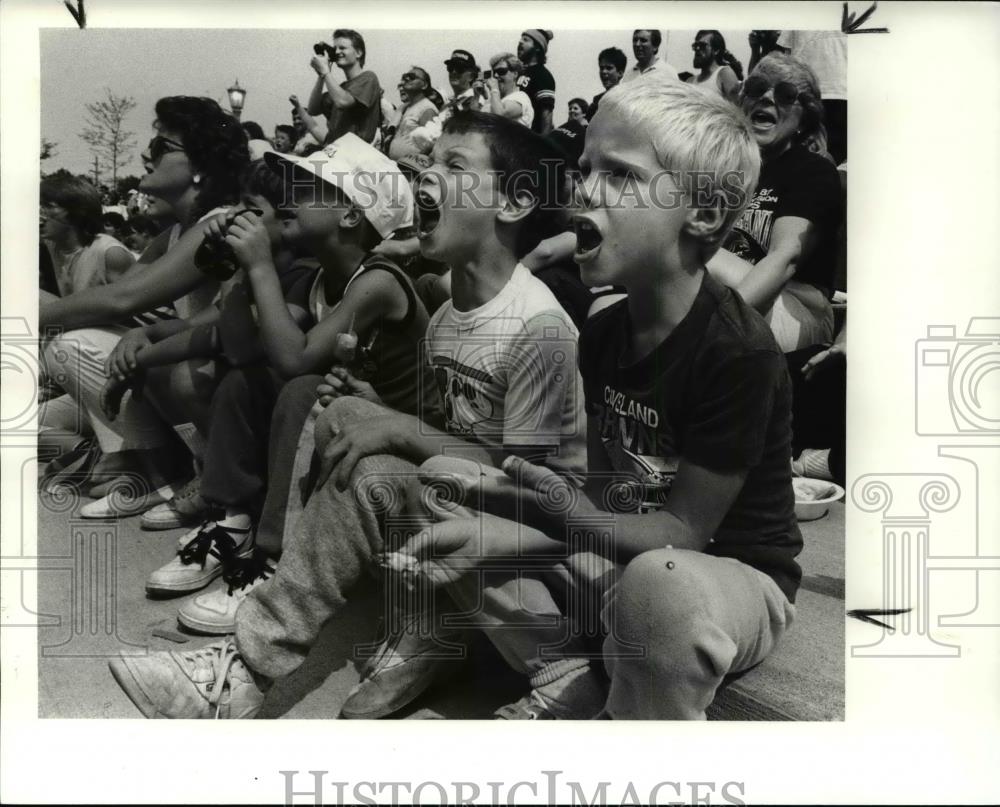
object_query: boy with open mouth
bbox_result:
[105,111,588,719]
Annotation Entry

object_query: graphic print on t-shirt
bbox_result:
[596,383,678,513]
[725,186,779,265]
[431,355,496,436]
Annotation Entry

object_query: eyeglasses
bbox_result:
[148,135,186,163]
[742,76,807,106]
[400,73,420,83]
[492,67,510,77]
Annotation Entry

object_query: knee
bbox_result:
[613,549,707,638]
[314,395,379,446]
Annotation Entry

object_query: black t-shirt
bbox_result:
[516,64,555,133]
[724,144,843,297]
[321,70,382,144]
[579,273,802,601]
[587,91,606,121]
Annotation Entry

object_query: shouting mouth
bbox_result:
[571,215,604,262]
[415,188,442,239]
[750,107,778,130]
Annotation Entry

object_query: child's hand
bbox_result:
[316,366,383,408]
[100,373,143,422]
[105,327,151,380]
[317,411,412,491]
[224,211,272,271]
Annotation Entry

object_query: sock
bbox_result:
[172,422,206,461]
[218,509,252,532]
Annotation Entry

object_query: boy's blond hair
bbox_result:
[598,75,761,256]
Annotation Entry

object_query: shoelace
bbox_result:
[221,549,274,596]
[178,523,245,568]
[173,477,203,504]
[189,640,240,718]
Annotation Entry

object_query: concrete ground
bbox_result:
[36,488,844,720]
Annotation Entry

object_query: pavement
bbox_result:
[36,488,844,720]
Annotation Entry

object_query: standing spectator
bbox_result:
[687,30,742,101]
[747,30,784,74]
[307,29,382,145]
[624,29,679,82]
[516,29,556,134]
[41,175,134,297]
[587,46,626,119]
[565,98,589,127]
[777,30,846,165]
[480,53,534,129]
[385,67,438,161]
[409,49,482,152]
[272,124,296,154]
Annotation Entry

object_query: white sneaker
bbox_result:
[108,639,267,718]
[79,482,175,519]
[145,521,253,597]
[177,552,275,635]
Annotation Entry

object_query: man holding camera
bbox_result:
[307,29,382,145]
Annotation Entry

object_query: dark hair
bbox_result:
[127,213,162,238]
[153,96,250,218]
[241,121,266,141]
[102,211,129,233]
[634,29,662,49]
[696,30,745,81]
[332,28,366,67]
[568,98,588,113]
[40,175,103,245]
[598,46,627,73]
[274,124,297,144]
[442,111,568,258]
[242,159,290,212]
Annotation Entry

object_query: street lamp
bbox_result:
[227,79,246,120]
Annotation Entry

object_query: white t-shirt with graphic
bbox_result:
[425,263,587,483]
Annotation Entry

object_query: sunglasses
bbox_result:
[742,76,806,106]
[492,67,510,77]
[400,72,421,83]
[148,135,186,163]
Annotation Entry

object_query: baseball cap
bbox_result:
[444,49,478,72]
[264,133,413,238]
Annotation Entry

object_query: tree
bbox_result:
[40,138,58,161]
[79,88,137,189]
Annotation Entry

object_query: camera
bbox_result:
[313,41,335,60]
[915,318,1000,435]
[483,70,492,80]
[194,208,263,281]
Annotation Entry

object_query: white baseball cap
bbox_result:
[264,133,413,238]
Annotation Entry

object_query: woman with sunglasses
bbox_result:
[687,30,743,103]
[40,96,249,515]
[710,53,842,354]
[478,53,534,129]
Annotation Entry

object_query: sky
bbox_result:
[40,27,754,180]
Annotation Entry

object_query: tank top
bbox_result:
[50,233,133,297]
[308,255,439,418]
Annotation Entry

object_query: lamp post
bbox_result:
[227,79,246,120]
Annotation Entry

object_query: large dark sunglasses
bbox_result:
[400,72,421,83]
[148,135,186,163]
[742,76,806,106]
[492,66,510,77]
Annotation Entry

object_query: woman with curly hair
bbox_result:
[41,96,250,517]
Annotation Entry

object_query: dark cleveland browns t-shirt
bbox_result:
[724,144,843,298]
[517,64,555,133]
[578,273,802,601]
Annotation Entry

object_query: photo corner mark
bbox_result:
[842,1,889,35]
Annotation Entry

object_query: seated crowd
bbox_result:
[38,27,847,720]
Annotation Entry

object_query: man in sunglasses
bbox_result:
[385,67,438,162]
[410,49,483,153]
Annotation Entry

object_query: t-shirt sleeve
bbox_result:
[532,69,556,111]
[346,71,381,108]
[775,154,843,232]
[502,311,581,448]
[683,348,784,471]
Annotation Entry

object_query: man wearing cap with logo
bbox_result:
[516,29,556,134]
[623,29,680,83]
[410,49,483,153]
